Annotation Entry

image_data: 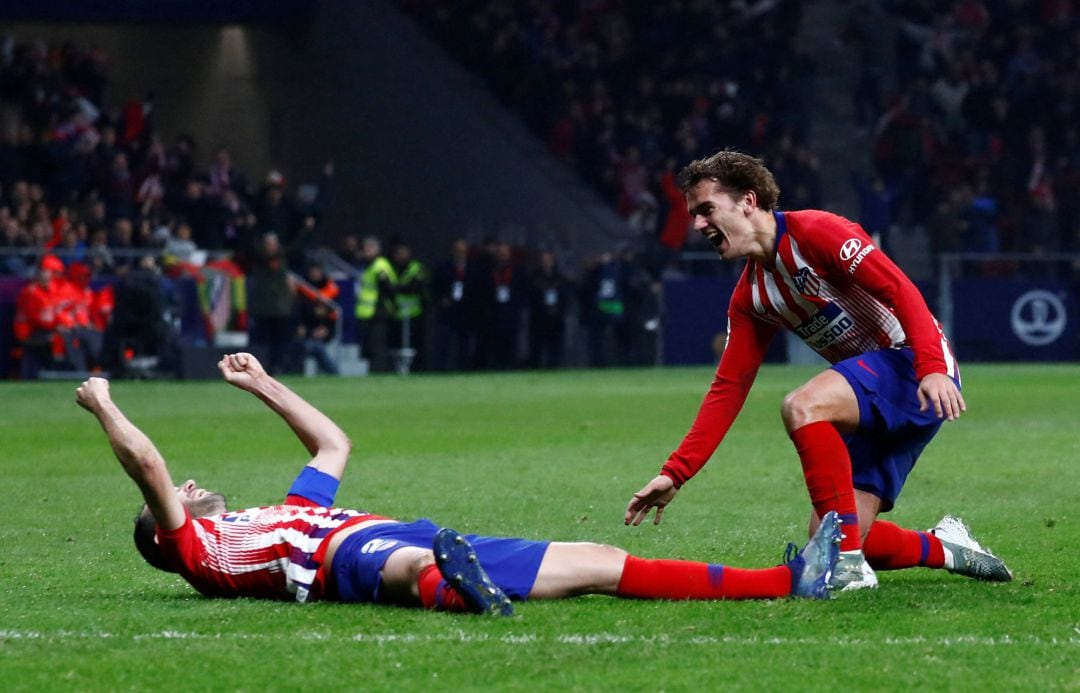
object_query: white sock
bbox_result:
[940,543,957,570]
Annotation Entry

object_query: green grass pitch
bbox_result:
[1,364,1077,690]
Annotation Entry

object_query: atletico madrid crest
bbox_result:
[792,267,820,296]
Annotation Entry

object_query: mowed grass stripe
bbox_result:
[4,629,1080,647]
[1,364,1077,690]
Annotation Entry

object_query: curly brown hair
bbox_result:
[676,150,781,211]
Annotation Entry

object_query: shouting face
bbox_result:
[685,179,762,261]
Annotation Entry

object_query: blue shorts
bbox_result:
[328,519,549,604]
[831,348,954,512]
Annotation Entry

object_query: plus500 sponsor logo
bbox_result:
[795,306,854,350]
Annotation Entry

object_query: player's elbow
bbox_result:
[321,433,352,458]
[126,448,168,485]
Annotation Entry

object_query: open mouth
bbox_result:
[706,232,726,252]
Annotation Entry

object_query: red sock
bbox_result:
[863,520,945,570]
[615,556,792,600]
[417,564,469,611]
[790,421,861,552]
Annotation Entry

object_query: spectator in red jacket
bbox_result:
[13,255,89,376]
[57,261,111,369]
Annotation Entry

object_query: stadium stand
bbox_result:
[2,1,1078,374]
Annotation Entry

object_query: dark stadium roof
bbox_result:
[0,0,314,24]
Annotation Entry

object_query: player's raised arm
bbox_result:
[76,378,186,531]
[218,352,352,480]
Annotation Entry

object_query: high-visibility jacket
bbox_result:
[394,260,426,320]
[355,257,394,320]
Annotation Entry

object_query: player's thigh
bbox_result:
[530,542,628,599]
[369,548,432,600]
[781,369,860,433]
[378,546,434,606]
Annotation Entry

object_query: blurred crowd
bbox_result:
[852,0,1080,267]
[0,39,334,277]
[337,233,661,373]
[0,36,340,376]
[401,0,819,254]
[0,32,666,377]
[405,0,1080,272]
[5,0,1080,375]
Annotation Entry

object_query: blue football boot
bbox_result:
[785,510,843,599]
[433,527,514,616]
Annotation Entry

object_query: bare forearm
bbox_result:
[90,399,184,529]
[78,377,185,530]
[216,353,351,479]
[249,376,351,458]
[94,400,168,484]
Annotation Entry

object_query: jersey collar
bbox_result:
[772,210,788,247]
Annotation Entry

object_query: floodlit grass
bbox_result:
[1,364,1078,690]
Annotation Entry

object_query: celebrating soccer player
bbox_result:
[77,352,846,615]
[624,150,1012,590]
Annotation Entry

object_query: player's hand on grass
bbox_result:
[75,377,111,413]
[917,372,966,421]
[625,475,678,526]
[218,352,267,391]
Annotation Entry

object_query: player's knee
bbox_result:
[583,543,629,592]
[544,542,629,596]
[411,551,435,577]
[781,388,815,429]
[591,544,629,577]
[379,548,434,604]
[590,542,629,561]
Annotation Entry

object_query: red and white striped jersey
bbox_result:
[739,210,955,374]
[661,209,957,487]
[158,500,391,602]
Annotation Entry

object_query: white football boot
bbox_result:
[830,549,879,591]
[930,515,1013,582]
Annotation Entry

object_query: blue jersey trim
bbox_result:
[287,467,340,507]
[773,210,787,246]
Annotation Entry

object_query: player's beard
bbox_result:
[187,492,228,518]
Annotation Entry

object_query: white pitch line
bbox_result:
[1,630,1078,647]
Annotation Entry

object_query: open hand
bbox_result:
[624,475,678,526]
[917,373,966,421]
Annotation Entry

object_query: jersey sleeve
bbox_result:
[285,466,340,507]
[793,212,949,379]
[661,281,779,487]
[156,508,207,575]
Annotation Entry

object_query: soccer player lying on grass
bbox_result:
[77,352,843,616]
[624,151,1012,590]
